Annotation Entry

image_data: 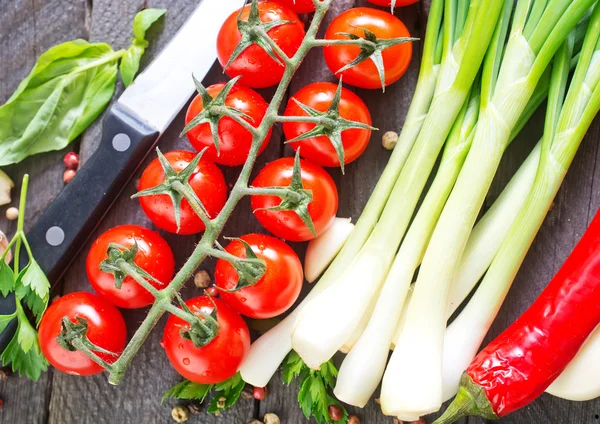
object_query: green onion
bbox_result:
[441,2,600,406]
[291,0,506,372]
[382,0,595,419]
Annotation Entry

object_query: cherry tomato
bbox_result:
[215,234,303,318]
[368,0,419,6]
[86,225,175,309]
[185,83,272,166]
[39,292,127,376]
[283,82,372,168]
[276,0,316,14]
[323,8,413,89]
[250,157,338,241]
[217,1,305,88]
[163,296,250,384]
[138,151,228,235]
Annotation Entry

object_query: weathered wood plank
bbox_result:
[3,0,600,423]
[0,1,89,423]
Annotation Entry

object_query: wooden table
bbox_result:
[1,0,599,423]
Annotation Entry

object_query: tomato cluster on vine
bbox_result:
[39,0,415,387]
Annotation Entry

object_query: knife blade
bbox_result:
[0,0,242,350]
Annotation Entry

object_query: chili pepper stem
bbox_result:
[433,374,497,424]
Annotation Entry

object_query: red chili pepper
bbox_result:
[436,210,600,423]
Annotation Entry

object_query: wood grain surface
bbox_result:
[0,0,599,423]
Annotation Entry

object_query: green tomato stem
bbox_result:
[105,0,335,385]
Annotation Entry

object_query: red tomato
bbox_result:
[368,0,419,6]
[217,1,305,88]
[138,151,228,235]
[163,296,250,384]
[275,0,316,13]
[185,83,272,166]
[86,225,175,309]
[215,234,303,318]
[323,8,413,89]
[283,82,372,167]
[39,292,127,376]
[250,157,338,241]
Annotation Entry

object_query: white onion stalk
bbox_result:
[239,0,446,386]
[547,324,600,400]
[339,288,378,353]
[292,0,506,370]
[447,141,541,315]
[334,86,481,407]
[391,284,414,350]
[439,5,600,407]
[381,0,594,418]
[304,217,354,283]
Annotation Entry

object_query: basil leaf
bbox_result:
[120,8,166,87]
[0,40,119,165]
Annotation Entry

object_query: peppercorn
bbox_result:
[253,386,268,400]
[187,403,201,414]
[241,386,254,400]
[63,152,80,170]
[328,404,343,421]
[348,415,361,424]
[63,169,77,184]
[5,207,18,221]
[263,413,280,424]
[382,131,399,150]
[171,405,189,423]
[205,286,219,297]
[216,396,227,409]
[0,368,8,380]
[194,270,212,289]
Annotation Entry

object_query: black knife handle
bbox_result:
[0,105,158,352]
[25,104,159,283]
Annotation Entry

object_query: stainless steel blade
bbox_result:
[118,0,242,133]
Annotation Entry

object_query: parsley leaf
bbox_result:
[1,301,48,380]
[162,372,246,415]
[162,380,213,404]
[282,351,348,424]
[208,372,246,414]
[0,261,13,296]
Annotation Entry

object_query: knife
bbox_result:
[0,0,242,350]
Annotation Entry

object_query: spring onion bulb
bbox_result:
[292,0,506,371]
[440,3,600,406]
[381,0,595,418]
[339,288,379,354]
[547,324,600,400]
[304,217,354,283]
[334,86,480,407]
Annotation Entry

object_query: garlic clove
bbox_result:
[0,170,14,206]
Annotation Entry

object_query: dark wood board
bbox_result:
[0,0,599,423]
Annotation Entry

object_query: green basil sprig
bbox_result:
[0,8,166,166]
